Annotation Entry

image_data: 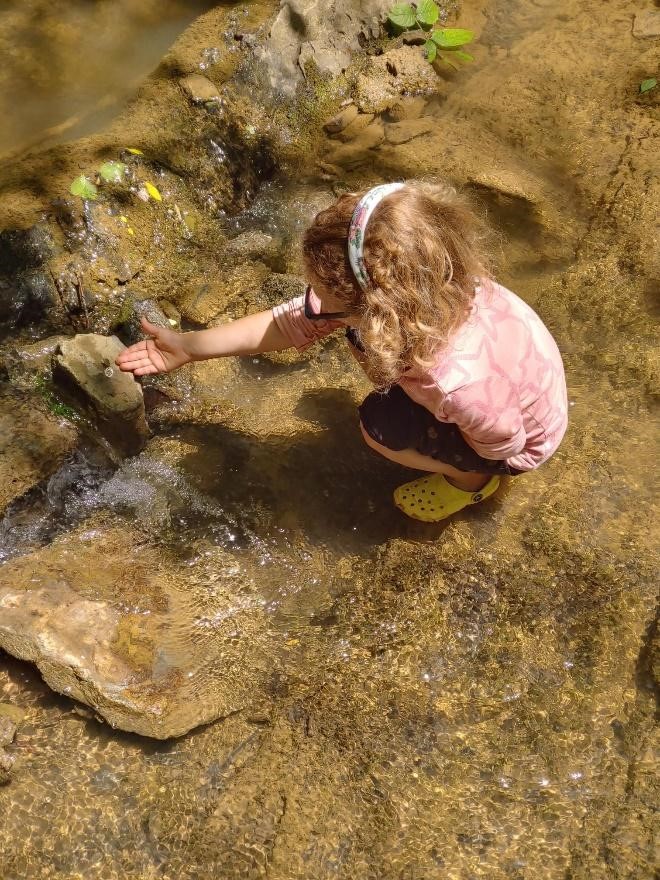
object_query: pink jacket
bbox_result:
[273,280,568,471]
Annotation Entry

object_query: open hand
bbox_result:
[115,317,192,376]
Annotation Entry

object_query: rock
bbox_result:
[0,703,26,728]
[467,168,545,206]
[322,119,385,168]
[117,295,171,345]
[53,334,148,456]
[0,704,20,786]
[3,335,68,390]
[179,74,222,103]
[355,46,441,113]
[384,96,427,122]
[324,103,359,134]
[632,11,660,38]
[0,269,58,328]
[401,29,428,46]
[0,224,55,274]
[259,272,306,307]
[259,0,390,94]
[158,300,181,328]
[384,117,435,145]
[0,517,284,739]
[0,385,78,515]
[179,262,270,324]
[223,231,280,266]
[0,715,16,747]
[0,750,15,784]
[332,111,375,143]
[0,225,59,328]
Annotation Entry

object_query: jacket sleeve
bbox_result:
[272,295,344,351]
[438,377,527,461]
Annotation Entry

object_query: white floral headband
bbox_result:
[347,182,405,290]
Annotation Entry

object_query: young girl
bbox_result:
[116,180,568,522]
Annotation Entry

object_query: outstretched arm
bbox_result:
[116,310,293,376]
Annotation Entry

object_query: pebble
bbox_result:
[324,103,359,134]
[180,74,221,104]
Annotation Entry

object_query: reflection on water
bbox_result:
[0,0,217,157]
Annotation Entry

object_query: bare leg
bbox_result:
[360,423,490,492]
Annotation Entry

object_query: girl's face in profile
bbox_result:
[305,278,362,328]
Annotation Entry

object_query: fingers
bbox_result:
[116,356,154,372]
[141,316,161,335]
[115,339,147,365]
[134,365,160,376]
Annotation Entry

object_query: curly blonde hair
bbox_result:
[302,180,492,386]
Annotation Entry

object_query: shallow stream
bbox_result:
[0,1,657,878]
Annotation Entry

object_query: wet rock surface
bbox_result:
[0,0,658,877]
[53,334,148,456]
[0,699,23,785]
[0,385,78,514]
[0,520,278,738]
[1,335,67,390]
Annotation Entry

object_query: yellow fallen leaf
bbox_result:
[126,147,144,155]
[144,181,162,202]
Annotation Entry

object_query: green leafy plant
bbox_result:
[99,160,128,183]
[640,77,657,94]
[387,2,474,67]
[70,175,98,201]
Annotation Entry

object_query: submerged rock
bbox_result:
[179,262,270,324]
[53,334,148,456]
[323,103,359,134]
[0,518,279,739]
[0,702,21,786]
[632,10,660,38]
[223,230,280,267]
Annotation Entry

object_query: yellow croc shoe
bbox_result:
[394,473,500,522]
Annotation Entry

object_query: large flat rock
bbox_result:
[0,516,278,739]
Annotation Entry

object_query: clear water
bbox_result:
[0,0,658,877]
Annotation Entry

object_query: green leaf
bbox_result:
[431,28,475,47]
[99,161,128,183]
[424,39,437,62]
[640,77,657,93]
[388,3,417,29]
[451,49,474,63]
[416,0,439,27]
[70,175,98,200]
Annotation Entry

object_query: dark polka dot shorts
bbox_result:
[358,384,522,476]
